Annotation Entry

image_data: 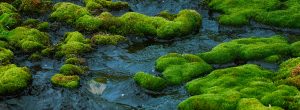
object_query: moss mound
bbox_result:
[91,34,127,45]
[75,15,102,31]
[0,64,31,95]
[276,57,300,89]
[5,27,50,53]
[0,3,20,30]
[199,36,290,64]
[57,31,91,56]
[60,64,85,75]
[155,53,213,85]
[181,64,300,110]
[208,0,300,28]
[133,72,167,91]
[84,0,129,11]
[237,98,283,110]
[51,74,80,88]
[0,47,13,64]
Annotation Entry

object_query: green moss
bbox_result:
[91,34,127,45]
[37,22,49,30]
[264,55,281,63]
[133,72,167,91]
[0,47,13,64]
[0,3,20,29]
[291,41,300,57]
[50,2,90,24]
[50,74,80,88]
[182,64,300,110]
[155,53,212,85]
[208,0,300,28]
[157,10,176,20]
[22,18,39,26]
[237,98,283,110]
[276,57,300,80]
[199,36,290,64]
[65,57,84,65]
[0,64,31,95]
[18,0,52,12]
[84,0,129,11]
[75,15,102,31]
[57,31,91,56]
[41,47,54,56]
[29,52,42,61]
[60,64,84,75]
[6,27,50,53]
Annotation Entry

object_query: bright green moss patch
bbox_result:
[237,98,283,110]
[199,36,290,64]
[208,0,300,28]
[0,47,13,64]
[75,15,102,31]
[276,58,300,89]
[0,3,20,29]
[51,74,80,88]
[57,31,91,56]
[0,64,31,95]
[65,57,84,65]
[60,64,85,75]
[264,55,281,63]
[133,72,167,91]
[182,64,300,110]
[84,0,129,11]
[50,2,90,24]
[5,27,50,53]
[291,41,300,57]
[91,34,127,45]
[155,53,212,85]
[16,0,52,12]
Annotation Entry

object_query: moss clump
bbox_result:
[133,72,167,91]
[16,0,51,12]
[50,74,80,88]
[37,22,49,30]
[29,52,42,61]
[0,47,13,64]
[50,2,90,24]
[155,53,212,85]
[291,41,300,57]
[60,64,85,75]
[65,57,84,65]
[181,64,300,110]
[5,27,50,53]
[157,10,176,20]
[276,58,300,90]
[237,98,283,110]
[264,55,281,63]
[0,64,31,95]
[57,31,91,56]
[0,3,20,29]
[91,34,127,45]
[84,0,129,11]
[208,0,300,28]
[75,15,102,31]
[199,36,290,64]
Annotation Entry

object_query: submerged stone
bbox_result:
[0,64,31,95]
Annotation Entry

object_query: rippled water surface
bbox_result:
[0,0,299,109]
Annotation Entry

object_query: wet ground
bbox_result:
[0,0,300,110]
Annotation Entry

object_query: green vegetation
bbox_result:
[199,36,290,64]
[0,64,31,95]
[15,0,51,12]
[0,47,13,64]
[75,15,102,31]
[51,74,80,88]
[237,98,283,110]
[0,3,20,30]
[208,0,300,28]
[84,0,129,11]
[56,31,91,56]
[264,55,281,63]
[133,72,167,91]
[180,64,300,110]
[276,57,300,89]
[91,34,127,45]
[60,64,85,75]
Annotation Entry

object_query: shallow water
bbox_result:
[0,0,300,110]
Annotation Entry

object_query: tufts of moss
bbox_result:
[75,15,102,31]
[133,72,167,91]
[84,0,129,11]
[60,64,85,75]
[91,34,127,45]
[51,74,80,88]
[0,64,31,95]
[199,36,290,64]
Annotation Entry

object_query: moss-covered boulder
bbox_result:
[291,41,300,57]
[133,72,167,91]
[208,0,300,28]
[60,64,85,75]
[0,47,13,64]
[181,64,300,110]
[50,74,80,88]
[16,0,51,12]
[75,15,102,31]
[50,2,90,24]
[276,57,300,89]
[56,31,91,56]
[91,34,127,45]
[199,36,290,64]
[155,53,212,85]
[0,64,31,95]
[237,98,283,110]
[0,3,20,29]
[84,0,129,11]
[5,27,50,53]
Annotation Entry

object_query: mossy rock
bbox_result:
[84,0,129,11]
[199,36,290,64]
[276,57,300,90]
[50,2,90,24]
[6,27,50,53]
[182,64,300,110]
[155,53,213,85]
[75,15,102,31]
[60,64,85,75]
[291,41,300,57]
[0,3,20,29]
[51,74,80,88]
[91,34,127,45]
[237,98,283,110]
[133,72,167,91]
[264,55,282,63]
[65,57,84,65]
[208,0,300,28]
[0,64,31,95]
[0,47,13,64]
[16,0,52,12]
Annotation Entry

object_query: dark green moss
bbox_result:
[75,15,102,31]
[60,64,85,75]
[91,34,127,45]
[199,36,290,64]
[84,0,129,11]
[0,64,31,95]
[50,74,80,88]
[133,72,167,91]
